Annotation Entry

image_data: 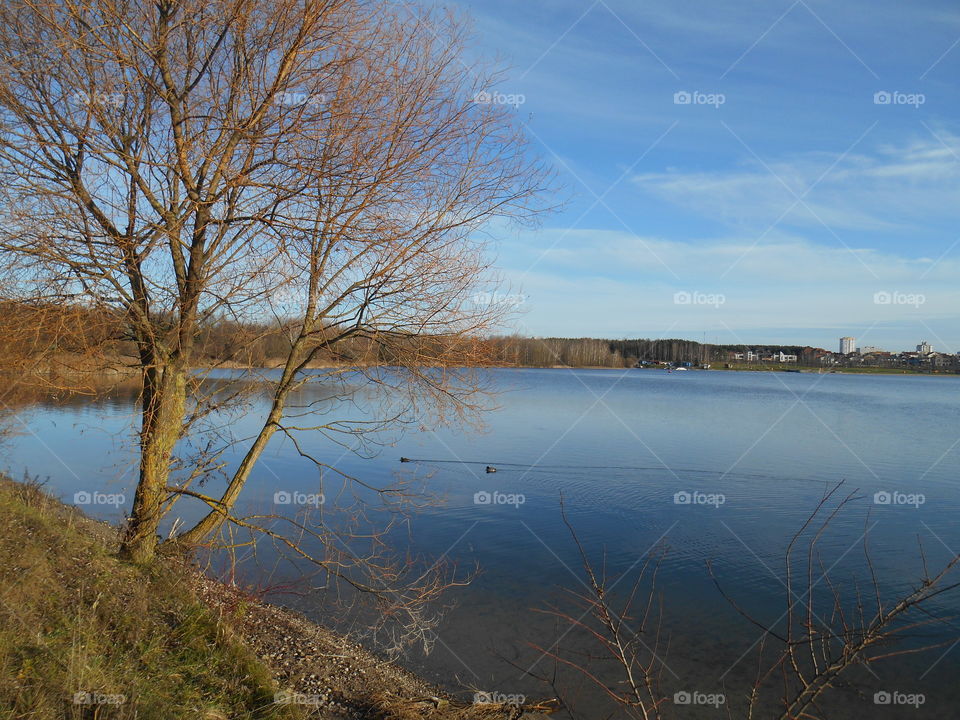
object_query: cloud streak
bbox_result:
[631,133,960,236]
[499,228,960,348]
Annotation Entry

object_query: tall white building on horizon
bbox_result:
[917,340,933,354]
[840,336,856,354]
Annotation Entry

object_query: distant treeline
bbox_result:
[483,337,712,367]
[482,337,832,367]
[0,301,815,369]
[484,337,960,372]
[0,302,728,369]
[4,302,953,372]
[201,328,735,368]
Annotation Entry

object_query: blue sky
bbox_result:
[451,0,960,352]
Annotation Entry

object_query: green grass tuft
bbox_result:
[0,477,307,720]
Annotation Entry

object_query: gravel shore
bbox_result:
[196,576,555,720]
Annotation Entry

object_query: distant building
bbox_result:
[859,345,884,354]
[732,349,798,363]
[917,340,933,354]
[840,337,856,354]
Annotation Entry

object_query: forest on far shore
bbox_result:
[0,302,828,370]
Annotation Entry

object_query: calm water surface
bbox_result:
[6,368,960,718]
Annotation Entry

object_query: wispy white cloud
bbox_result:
[500,228,960,348]
[631,133,960,235]
[450,0,960,348]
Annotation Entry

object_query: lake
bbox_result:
[5,368,960,718]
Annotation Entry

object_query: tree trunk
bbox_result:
[121,363,187,563]
[171,376,293,549]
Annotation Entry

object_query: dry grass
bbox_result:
[0,476,308,720]
[0,478,554,720]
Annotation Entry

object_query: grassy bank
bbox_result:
[0,478,303,720]
[0,478,546,720]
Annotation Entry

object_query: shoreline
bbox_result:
[14,353,955,379]
[0,478,553,719]
[195,574,554,719]
[195,363,956,376]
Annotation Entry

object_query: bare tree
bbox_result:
[712,484,960,720]
[537,484,960,719]
[526,498,669,720]
[0,0,551,646]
